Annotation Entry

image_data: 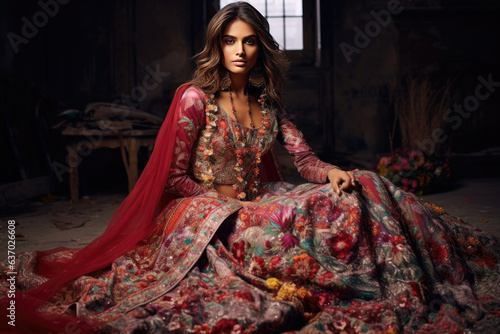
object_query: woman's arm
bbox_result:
[278,115,356,194]
[164,87,208,198]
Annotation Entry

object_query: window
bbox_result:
[220,0,304,50]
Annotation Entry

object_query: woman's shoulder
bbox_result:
[178,84,207,112]
[181,84,207,101]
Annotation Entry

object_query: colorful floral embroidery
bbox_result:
[1,82,499,334]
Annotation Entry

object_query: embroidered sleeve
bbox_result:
[164,87,208,198]
[277,116,338,183]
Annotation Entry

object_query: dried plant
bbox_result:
[391,74,454,156]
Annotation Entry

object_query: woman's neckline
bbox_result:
[214,98,264,130]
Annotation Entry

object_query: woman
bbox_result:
[2,2,499,333]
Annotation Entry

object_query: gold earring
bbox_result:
[220,70,231,91]
[249,65,265,87]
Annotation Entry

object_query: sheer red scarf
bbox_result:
[1,84,283,333]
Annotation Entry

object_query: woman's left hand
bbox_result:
[328,168,357,195]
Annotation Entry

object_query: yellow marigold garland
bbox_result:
[425,202,446,215]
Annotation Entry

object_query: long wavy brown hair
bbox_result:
[191,2,289,110]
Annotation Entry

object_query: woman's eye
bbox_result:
[224,39,235,45]
[245,39,256,45]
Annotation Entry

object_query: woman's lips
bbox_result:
[233,60,247,66]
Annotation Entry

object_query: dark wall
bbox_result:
[1,0,200,112]
[333,0,500,159]
[0,0,202,189]
[396,6,500,154]
[334,0,399,156]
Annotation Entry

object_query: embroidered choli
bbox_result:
[164,86,336,199]
[192,93,277,198]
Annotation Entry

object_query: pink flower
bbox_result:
[328,205,343,222]
[270,205,296,231]
[400,158,411,170]
[281,233,299,251]
[269,205,299,251]
[392,163,402,172]
[379,156,391,166]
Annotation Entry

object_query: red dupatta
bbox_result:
[1,84,283,333]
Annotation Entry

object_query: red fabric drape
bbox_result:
[0,84,283,333]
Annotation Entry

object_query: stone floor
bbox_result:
[0,193,126,262]
[420,177,500,238]
[0,176,499,263]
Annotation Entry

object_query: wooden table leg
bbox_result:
[122,137,139,192]
[126,138,139,192]
[68,142,79,203]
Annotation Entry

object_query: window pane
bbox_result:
[268,17,285,49]
[285,17,303,50]
[244,0,266,15]
[219,0,232,9]
[266,0,283,17]
[220,0,266,14]
[285,0,303,16]
[219,0,303,51]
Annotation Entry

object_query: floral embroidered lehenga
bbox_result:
[1,85,499,333]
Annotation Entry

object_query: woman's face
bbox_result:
[220,19,259,77]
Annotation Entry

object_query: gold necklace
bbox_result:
[229,90,254,130]
[203,93,270,201]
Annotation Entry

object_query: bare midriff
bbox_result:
[214,184,238,199]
